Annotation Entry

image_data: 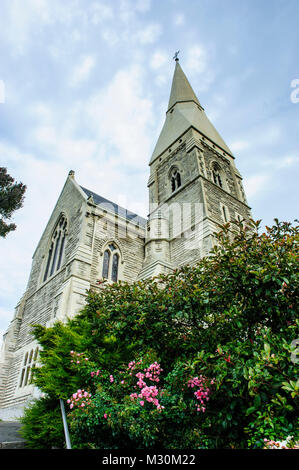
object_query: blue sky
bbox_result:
[0,0,298,342]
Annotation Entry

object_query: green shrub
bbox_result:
[22,219,299,448]
[20,397,65,449]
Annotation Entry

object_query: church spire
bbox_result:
[167,58,202,111]
[149,59,233,163]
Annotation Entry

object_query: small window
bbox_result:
[43,215,67,282]
[101,243,120,282]
[170,168,182,192]
[19,347,39,388]
[222,206,228,222]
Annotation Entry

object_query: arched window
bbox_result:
[102,243,120,282]
[170,168,182,192]
[43,215,67,282]
[212,163,223,188]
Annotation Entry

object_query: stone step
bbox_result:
[0,421,26,449]
[0,440,27,449]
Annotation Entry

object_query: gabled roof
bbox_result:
[80,186,147,227]
[150,60,233,164]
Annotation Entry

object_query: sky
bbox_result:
[0,0,298,343]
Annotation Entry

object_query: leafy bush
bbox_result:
[22,219,299,448]
[19,397,64,449]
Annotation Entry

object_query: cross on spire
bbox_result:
[172,50,180,61]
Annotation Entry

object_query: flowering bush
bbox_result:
[67,389,92,409]
[22,219,298,449]
[188,375,214,413]
[263,437,293,449]
[66,354,217,448]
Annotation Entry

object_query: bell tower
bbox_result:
[139,57,252,279]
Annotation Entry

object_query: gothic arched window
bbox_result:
[212,163,223,188]
[102,243,120,282]
[170,168,182,192]
[43,215,67,282]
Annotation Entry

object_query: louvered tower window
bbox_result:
[212,163,223,188]
[170,168,181,192]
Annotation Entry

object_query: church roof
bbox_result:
[80,186,147,226]
[150,60,233,163]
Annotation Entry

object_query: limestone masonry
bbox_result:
[0,60,252,419]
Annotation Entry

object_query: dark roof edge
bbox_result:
[80,186,147,226]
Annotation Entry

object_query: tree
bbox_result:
[20,219,299,449]
[0,167,26,237]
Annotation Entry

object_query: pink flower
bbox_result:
[104,413,108,419]
[140,401,144,406]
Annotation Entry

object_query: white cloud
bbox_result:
[260,154,299,170]
[155,74,168,87]
[150,51,168,70]
[70,55,96,87]
[185,44,214,92]
[135,0,151,12]
[101,28,120,46]
[119,0,151,22]
[230,140,251,153]
[186,44,207,75]
[90,1,114,24]
[83,65,155,168]
[1,0,70,54]
[258,125,282,146]
[0,80,5,103]
[0,305,13,344]
[135,23,162,44]
[173,13,185,26]
[243,174,269,199]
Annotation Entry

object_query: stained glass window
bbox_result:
[111,253,119,282]
[102,250,110,278]
[102,243,120,282]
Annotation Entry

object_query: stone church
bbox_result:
[0,59,252,419]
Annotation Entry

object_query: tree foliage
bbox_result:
[0,167,26,237]
[21,219,299,449]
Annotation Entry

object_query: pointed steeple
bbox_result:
[150,59,233,164]
[167,59,202,111]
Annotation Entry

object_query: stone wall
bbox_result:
[0,175,146,419]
